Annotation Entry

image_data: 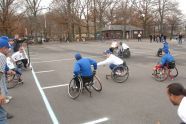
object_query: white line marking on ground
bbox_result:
[32,58,74,63]
[35,70,55,74]
[30,54,37,56]
[32,56,100,64]
[82,117,109,124]
[24,49,59,124]
[31,58,41,60]
[42,84,69,90]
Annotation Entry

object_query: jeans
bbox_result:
[0,106,7,124]
[0,75,8,97]
[109,64,117,70]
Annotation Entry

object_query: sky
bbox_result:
[178,0,186,15]
[40,0,186,15]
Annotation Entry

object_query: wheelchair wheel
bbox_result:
[92,75,102,92]
[153,67,168,82]
[111,65,129,83]
[6,74,18,89]
[169,67,178,78]
[68,77,82,99]
[123,49,131,58]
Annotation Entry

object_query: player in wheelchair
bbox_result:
[98,50,129,83]
[73,53,97,89]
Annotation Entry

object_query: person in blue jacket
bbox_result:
[73,53,97,88]
[160,48,174,67]
[157,36,170,57]
[162,36,169,53]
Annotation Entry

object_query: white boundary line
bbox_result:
[35,70,55,74]
[32,55,100,64]
[42,84,69,90]
[82,117,109,124]
[32,58,74,64]
[31,58,41,60]
[24,49,59,124]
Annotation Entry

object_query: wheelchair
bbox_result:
[68,74,102,99]
[6,72,23,89]
[106,62,129,83]
[156,48,163,57]
[118,48,131,58]
[152,61,178,82]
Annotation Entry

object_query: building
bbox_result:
[101,25,143,39]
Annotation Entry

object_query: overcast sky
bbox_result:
[40,0,186,15]
[178,0,186,14]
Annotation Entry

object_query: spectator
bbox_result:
[149,34,153,43]
[137,33,141,42]
[0,36,14,120]
[178,33,183,45]
[167,83,186,124]
[12,47,29,69]
[13,34,26,52]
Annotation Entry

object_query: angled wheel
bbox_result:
[153,67,168,82]
[169,66,178,78]
[111,65,129,83]
[68,77,82,99]
[6,74,17,89]
[92,75,102,92]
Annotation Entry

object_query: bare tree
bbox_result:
[23,0,42,42]
[166,2,182,36]
[154,0,175,34]
[0,0,15,35]
[131,0,155,37]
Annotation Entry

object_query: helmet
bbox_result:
[74,53,82,60]
[0,36,9,42]
[103,50,112,54]
[0,37,10,48]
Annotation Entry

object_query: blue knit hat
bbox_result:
[74,53,82,60]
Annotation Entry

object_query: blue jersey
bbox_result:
[73,58,97,77]
[160,53,175,66]
[162,41,169,53]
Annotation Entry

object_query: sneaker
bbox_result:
[5,99,10,104]
[7,113,14,119]
[6,96,12,100]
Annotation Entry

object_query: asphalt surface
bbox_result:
[4,39,186,124]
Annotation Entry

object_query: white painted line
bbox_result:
[35,70,55,74]
[32,56,100,64]
[30,54,37,56]
[23,49,59,124]
[82,117,109,124]
[32,58,74,64]
[31,58,41,60]
[42,84,69,90]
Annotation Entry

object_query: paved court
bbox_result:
[5,39,186,124]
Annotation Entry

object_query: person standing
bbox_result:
[0,37,12,103]
[0,94,7,124]
[149,34,153,43]
[0,37,14,123]
[137,33,141,42]
[167,83,186,124]
[178,33,183,45]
